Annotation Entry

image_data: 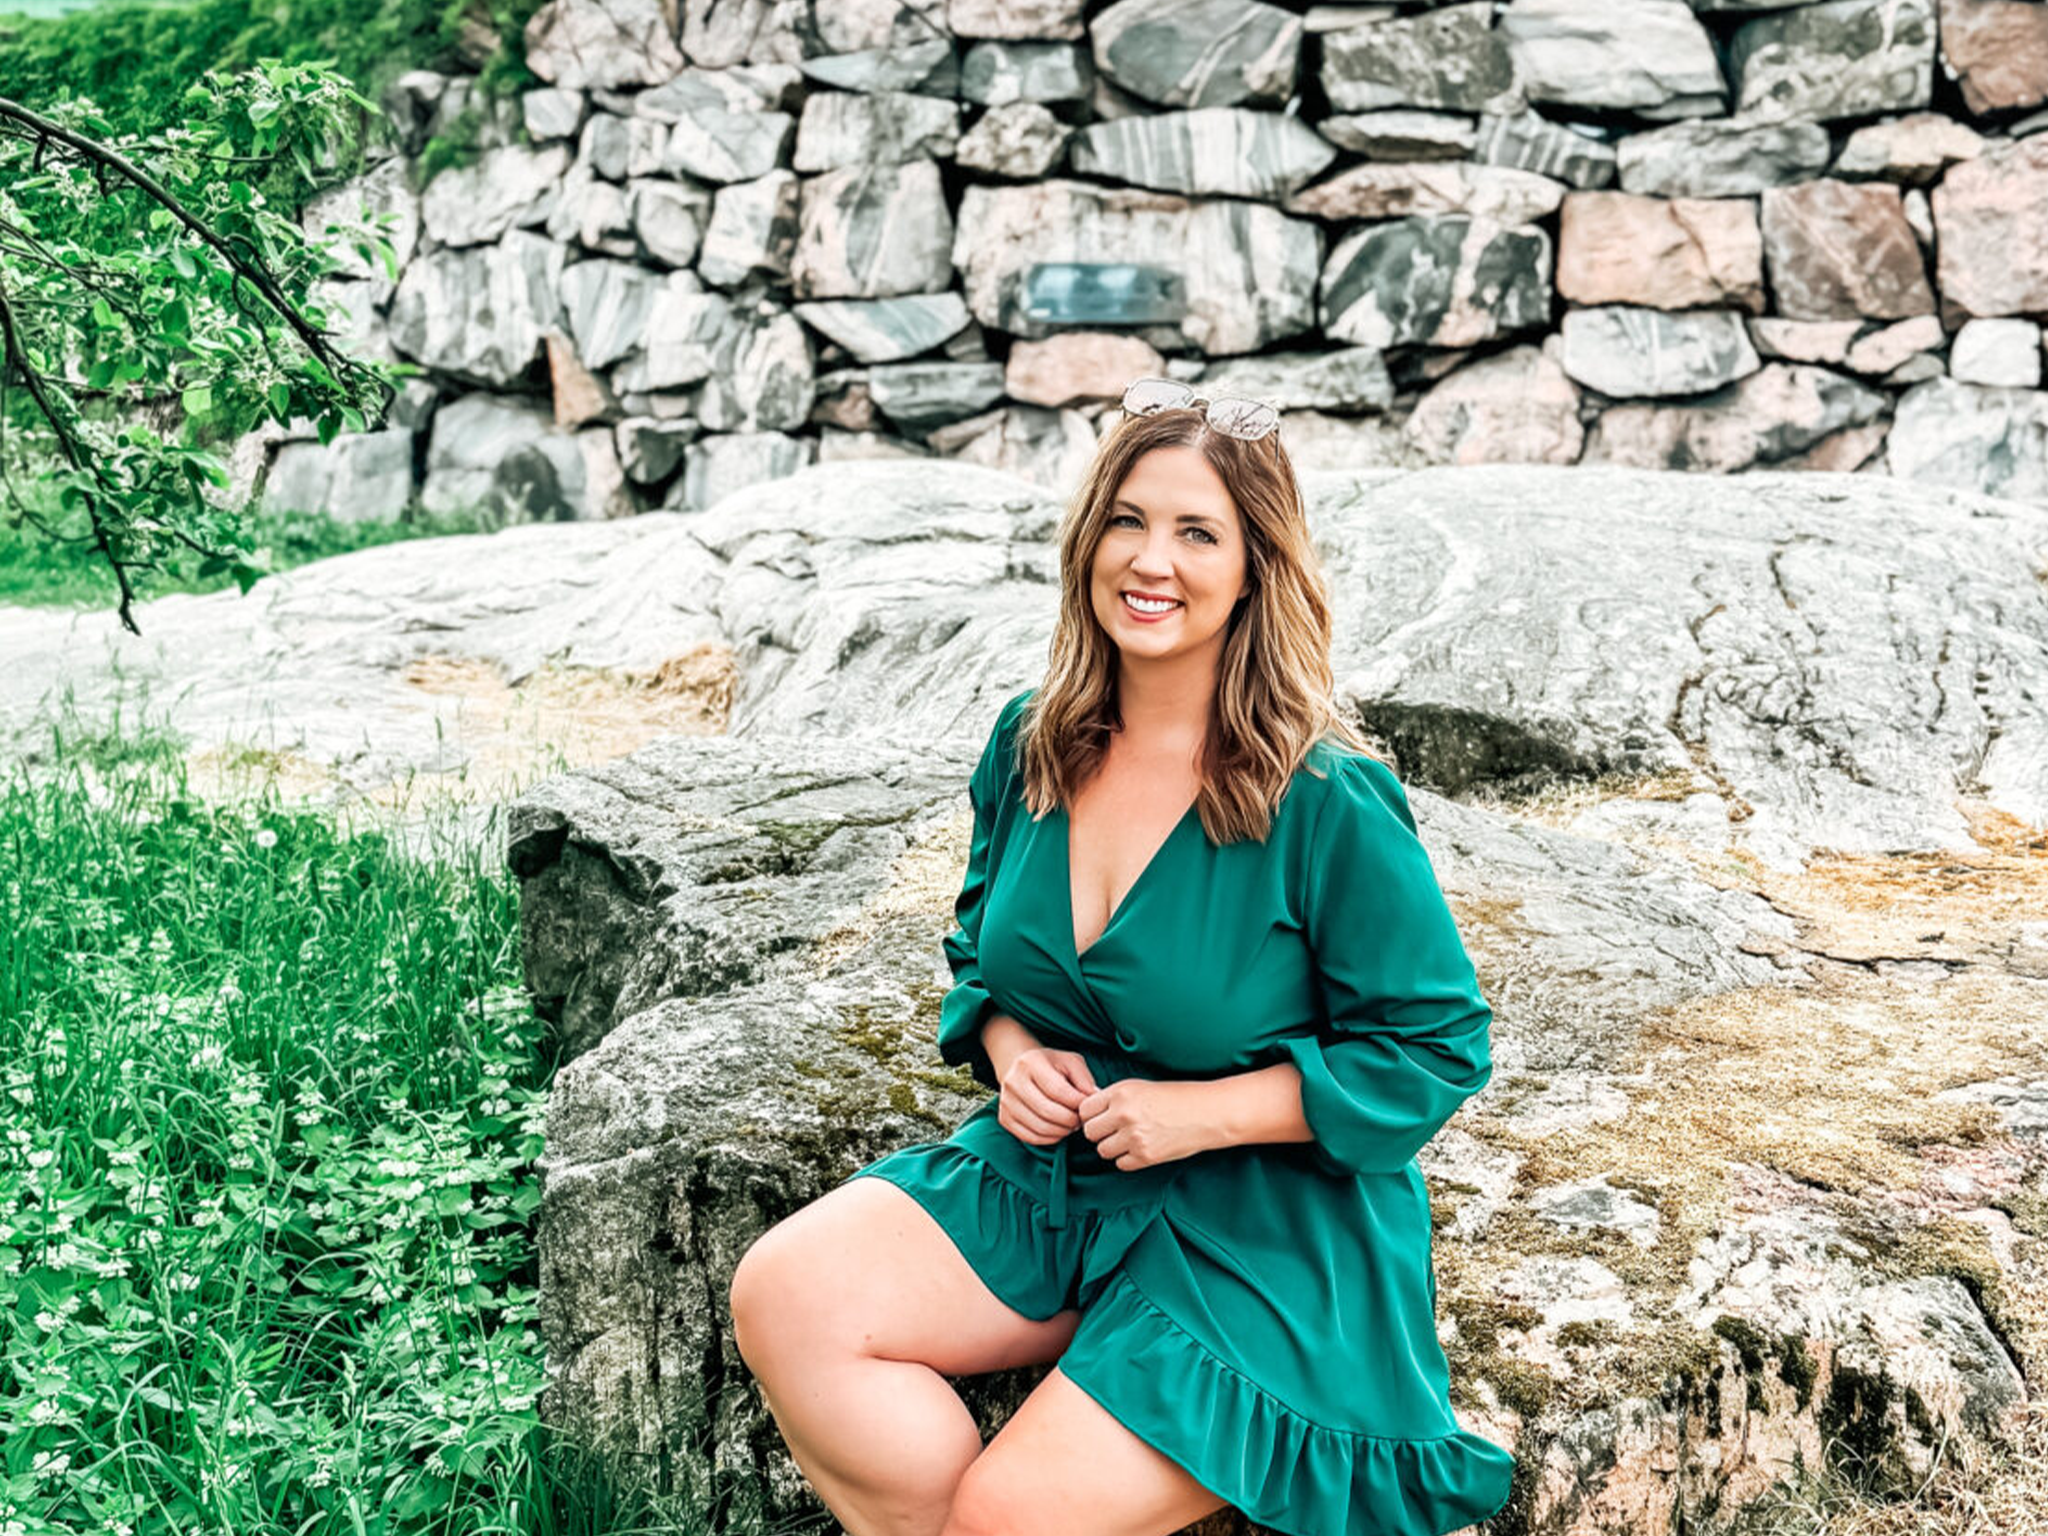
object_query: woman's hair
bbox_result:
[1015,404,1380,846]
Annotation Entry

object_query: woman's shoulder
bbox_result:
[1291,737,1416,838]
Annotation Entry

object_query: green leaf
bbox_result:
[316,412,340,446]
[267,382,292,417]
[168,246,197,280]
[230,561,267,595]
[181,384,213,417]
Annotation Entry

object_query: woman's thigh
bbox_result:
[730,1174,1083,1379]
[946,1365,1229,1536]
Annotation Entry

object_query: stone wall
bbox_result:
[248,0,2048,526]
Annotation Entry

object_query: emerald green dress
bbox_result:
[845,688,1515,1536]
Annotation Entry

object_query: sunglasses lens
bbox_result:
[1123,378,1193,415]
[1208,396,1279,440]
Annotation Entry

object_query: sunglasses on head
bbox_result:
[1120,376,1281,442]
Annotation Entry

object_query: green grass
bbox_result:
[0,700,711,1534]
[0,499,503,610]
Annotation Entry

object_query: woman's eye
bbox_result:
[1112,513,1218,545]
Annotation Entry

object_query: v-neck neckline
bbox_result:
[1060,797,1200,964]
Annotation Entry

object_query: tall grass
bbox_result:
[0,699,700,1534]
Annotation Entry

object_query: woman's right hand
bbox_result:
[996,1046,1099,1147]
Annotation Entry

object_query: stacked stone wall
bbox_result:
[256,0,2048,523]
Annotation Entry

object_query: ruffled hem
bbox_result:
[1060,1271,1516,1536]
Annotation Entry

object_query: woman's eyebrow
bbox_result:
[1113,498,1223,528]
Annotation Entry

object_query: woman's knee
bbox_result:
[941,1460,1041,1536]
[729,1222,805,1368]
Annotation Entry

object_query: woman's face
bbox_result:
[1089,443,1251,671]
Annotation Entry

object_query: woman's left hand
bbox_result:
[1078,1078,1223,1170]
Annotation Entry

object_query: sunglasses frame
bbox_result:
[1119,376,1282,442]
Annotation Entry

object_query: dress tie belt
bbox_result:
[1048,1133,1071,1230]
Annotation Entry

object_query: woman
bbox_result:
[729,378,1516,1536]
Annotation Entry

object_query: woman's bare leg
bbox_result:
[730,1175,1081,1536]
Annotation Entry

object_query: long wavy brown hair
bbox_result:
[1014,404,1380,847]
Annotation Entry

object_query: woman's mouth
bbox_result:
[1123,592,1181,621]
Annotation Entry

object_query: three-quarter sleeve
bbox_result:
[1279,752,1494,1178]
[935,691,1026,1090]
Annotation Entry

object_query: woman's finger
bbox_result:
[1001,1094,1069,1142]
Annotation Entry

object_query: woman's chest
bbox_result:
[976,800,1325,1073]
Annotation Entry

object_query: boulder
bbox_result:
[388,231,567,388]
[1727,0,1936,123]
[1089,0,1301,107]
[1318,2,1522,114]
[1068,108,1337,200]
[951,179,1320,354]
[1498,0,1726,119]
[492,460,2048,1535]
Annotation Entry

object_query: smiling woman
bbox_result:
[731,386,1515,1536]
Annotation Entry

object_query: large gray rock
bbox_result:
[627,177,713,268]
[954,101,1070,177]
[492,460,2048,1535]
[1558,307,1762,398]
[791,90,961,171]
[1728,0,1936,123]
[576,111,668,182]
[418,143,571,248]
[1472,107,1616,188]
[1319,2,1523,114]
[1582,361,1887,475]
[1318,108,1477,160]
[1499,0,1726,118]
[544,165,638,256]
[1615,117,1832,197]
[790,293,971,363]
[1197,346,1395,412]
[558,257,670,371]
[867,360,1008,430]
[1885,376,2048,502]
[799,38,958,95]
[1284,160,1566,224]
[1067,107,1337,199]
[421,392,633,523]
[525,0,688,89]
[791,159,956,299]
[697,170,801,288]
[675,430,816,511]
[694,306,817,433]
[960,39,1091,104]
[264,430,417,523]
[1319,214,1552,349]
[952,179,1321,353]
[1089,0,1302,107]
[948,0,1085,40]
[388,230,566,389]
[608,281,737,393]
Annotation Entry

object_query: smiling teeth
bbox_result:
[1126,594,1178,613]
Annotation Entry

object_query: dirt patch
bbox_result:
[182,642,739,822]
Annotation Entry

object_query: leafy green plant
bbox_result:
[0,65,401,631]
[0,696,739,1534]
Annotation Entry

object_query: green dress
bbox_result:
[845,688,1515,1536]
